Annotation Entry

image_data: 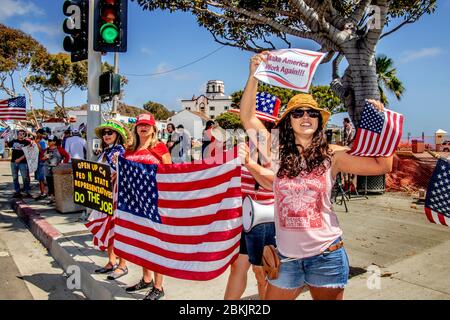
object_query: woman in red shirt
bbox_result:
[123,114,171,300]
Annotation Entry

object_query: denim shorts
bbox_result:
[244,223,276,266]
[268,237,349,290]
[35,163,45,182]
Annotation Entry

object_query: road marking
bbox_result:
[0,251,10,257]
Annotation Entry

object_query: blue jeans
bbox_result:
[11,162,30,193]
[268,237,349,289]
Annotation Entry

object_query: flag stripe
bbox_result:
[161,208,242,226]
[158,170,240,192]
[115,214,242,242]
[382,112,397,154]
[114,246,239,281]
[425,208,449,226]
[158,187,241,209]
[114,232,240,261]
[114,240,240,272]
[158,197,241,219]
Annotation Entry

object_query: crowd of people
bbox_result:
[6,53,393,301]
[6,127,87,203]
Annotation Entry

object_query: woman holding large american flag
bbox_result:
[122,113,172,301]
[239,52,394,300]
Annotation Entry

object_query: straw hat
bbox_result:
[94,119,132,145]
[276,94,331,128]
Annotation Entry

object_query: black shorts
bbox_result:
[241,222,276,266]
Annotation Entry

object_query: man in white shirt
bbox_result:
[64,129,86,160]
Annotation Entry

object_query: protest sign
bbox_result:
[23,143,39,173]
[254,49,326,92]
[72,159,113,215]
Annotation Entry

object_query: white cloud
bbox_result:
[153,62,192,81]
[141,47,154,55]
[19,22,59,37]
[400,47,445,64]
[154,62,172,74]
[0,0,45,20]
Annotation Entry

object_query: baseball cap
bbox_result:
[136,113,156,126]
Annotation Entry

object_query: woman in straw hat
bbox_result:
[239,52,393,300]
[86,119,132,280]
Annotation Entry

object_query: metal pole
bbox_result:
[111,52,119,117]
[87,0,102,161]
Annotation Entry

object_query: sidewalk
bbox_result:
[3,161,450,300]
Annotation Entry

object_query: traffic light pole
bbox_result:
[112,52,119,117]
[87,0,102,161]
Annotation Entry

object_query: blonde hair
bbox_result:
[129,124,159,151]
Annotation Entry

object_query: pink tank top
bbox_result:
[273,165,342,258]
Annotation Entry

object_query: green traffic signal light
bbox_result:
[100,23,119,43]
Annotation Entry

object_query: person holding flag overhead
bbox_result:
[224,92,279,300]
[239,52,396,300]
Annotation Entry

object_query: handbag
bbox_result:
[262,245,281,280]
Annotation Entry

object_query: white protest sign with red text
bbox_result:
[254,49,326,92]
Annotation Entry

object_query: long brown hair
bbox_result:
[276,112,332,179]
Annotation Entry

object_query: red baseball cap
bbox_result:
[136,113,156,126]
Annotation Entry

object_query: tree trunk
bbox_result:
[22,82,40,129]
[332,44,380,129]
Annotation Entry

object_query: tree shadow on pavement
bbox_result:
[17,274,86,300]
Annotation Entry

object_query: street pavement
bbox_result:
[0,161,85,300]
[0,160,449,300]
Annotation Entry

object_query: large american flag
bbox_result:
[349,102,404,157]
[0,96,27,121]
[424,158,450,227]
[114,149,243,280]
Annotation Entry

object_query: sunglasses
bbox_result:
[290,109,320,119]
[102,130,115,136]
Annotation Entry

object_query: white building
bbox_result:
[181,80,232,120]
[168,109,210,141]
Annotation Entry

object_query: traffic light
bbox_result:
[94,0,128,52]
[99,71,121,101]
[62,0,88,62]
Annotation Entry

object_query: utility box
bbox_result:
[412,139,425,153]
[53,164,85,213]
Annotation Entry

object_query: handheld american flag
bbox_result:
[230,91,280,123]
[114,149,242,281]
[424,158,450,227]
[0,96,27,121]
[348,101,404,157]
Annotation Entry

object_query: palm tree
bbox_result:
[376,55,405,106]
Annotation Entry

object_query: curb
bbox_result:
[11,200,136,300]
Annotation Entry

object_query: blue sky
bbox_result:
[0,0,449,138]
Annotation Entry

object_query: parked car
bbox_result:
[442,140,450,152]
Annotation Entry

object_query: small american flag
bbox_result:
[0,127,10,139]
[230,92,280,123]
[114,149,242,281]
[349,101,404,157]
[255,92,281,122]
[424,158,450,227]
[0,96,27,121]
